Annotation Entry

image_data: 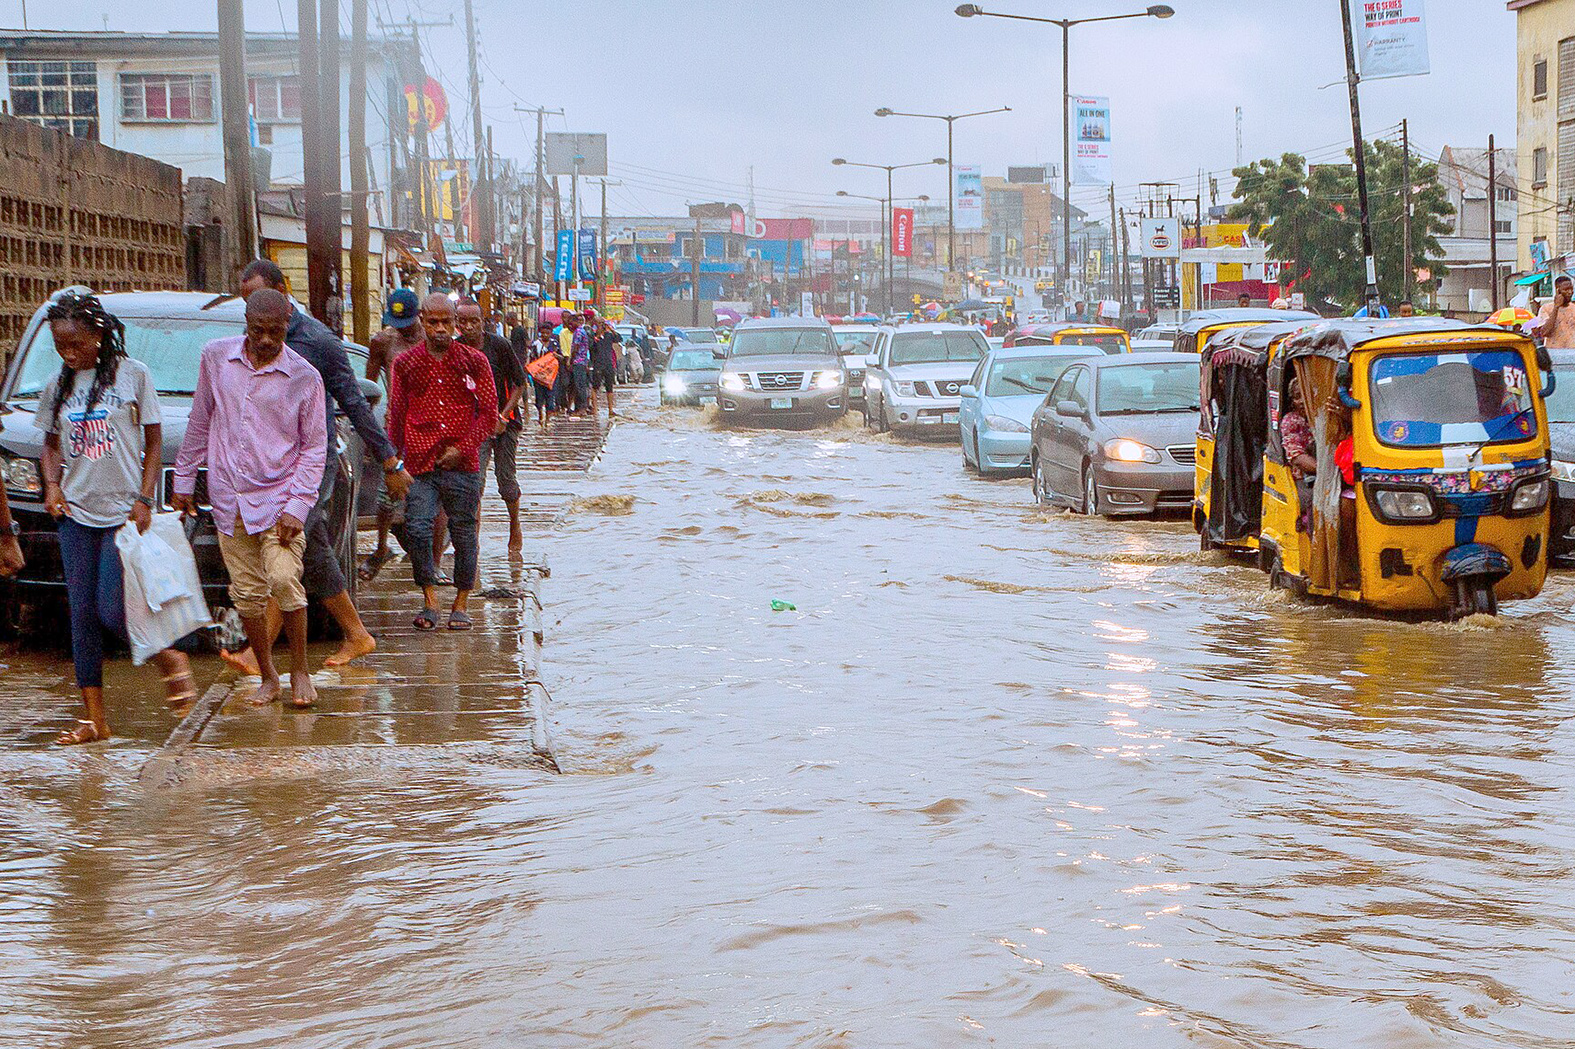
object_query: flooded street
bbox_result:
[5,393,1575,1048]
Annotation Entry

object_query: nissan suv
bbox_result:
[716,317,845,426]
[863,323,989,435]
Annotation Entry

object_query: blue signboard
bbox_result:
[554,229,575,282]
[577,228,599,281]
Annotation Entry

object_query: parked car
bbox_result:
[832,324,879,410]
[716,317,845,426]
[1029,352,1201,516]
[959,344,1089,476]
[614,323,650,383]
[0,289,370,624]
[863,323,989,435]
[671,326,719,347]
[659,345,722,406]
[1134,323,1179,345]
[1547,349,1575,563]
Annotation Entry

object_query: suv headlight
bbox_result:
[1511,477,1550,512]
[720,372,746,393]
[984,414,1029,434]
[663,374,687,394]
[1372,487,1437,521]
[892,380,916,398]
[815,370,844,390]
[1552,459,1575,483]
[1,450,42,497]
[1103,439,1161,464]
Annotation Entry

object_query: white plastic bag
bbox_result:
[116,513,213,665]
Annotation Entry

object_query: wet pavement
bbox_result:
[4,386,1575,1047]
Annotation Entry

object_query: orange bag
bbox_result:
[526,352,559,387]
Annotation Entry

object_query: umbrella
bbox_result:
[713,307,743,322]
[715,314,741,328]
[921,301,940,312]
[954,297,989,311]
[1488,306,1535,327]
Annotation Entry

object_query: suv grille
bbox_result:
[1168,445,1197,465]
[934,379,963,397]
[756,371,803,391]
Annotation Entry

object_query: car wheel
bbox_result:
[1081,465,1100,516]
[1032,453,1051,506]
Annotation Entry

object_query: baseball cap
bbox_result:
[383,288,420,329]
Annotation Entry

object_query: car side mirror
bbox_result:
[1055,399,1084,419]
[712,347,726,360]
[357,377,383,406]
[1537,344,1556,399]
[959,384,978,399]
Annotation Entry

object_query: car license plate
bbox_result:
[769,398,794,410]
[700,395,716,405]
[942,412,959,424]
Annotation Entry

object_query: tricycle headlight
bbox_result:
[1374,487,1436,520]
[1511,477,1550,512]
[720,372,746,393]
[1551,459,1575,483]
[984,414,1030,434]
[1,452,41,496]
[893,380,917,398]
[1103,439,1161,464]
[815,370,843,390]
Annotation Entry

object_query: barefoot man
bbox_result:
[174,289,325,707]
[220,260,413,671]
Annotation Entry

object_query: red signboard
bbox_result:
[892,208,914,257]
[730,210,746,235]
[754,217,815,240]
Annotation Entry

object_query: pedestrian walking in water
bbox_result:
[387,294,497,631]
[361,287,430,582]
[458,299,527,556]
[219,261,413,674]
[35,291,196,744]
[571,311,594,415]
[528,322,558,425]
[174,289,326,709]
[589,315,623,419]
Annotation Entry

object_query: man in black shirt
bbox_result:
[458,300,528,555]
[589,317,624,419]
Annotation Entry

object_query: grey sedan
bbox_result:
[1029,353,1201,516]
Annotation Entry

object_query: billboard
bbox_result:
[544,132,609,176]
[892,208,914,257]
[1071,96,1111,185]
[1141,217,1179,259]
[554,229,574,282]
[1350,0,1429,80]
[955,165,983,230]
[577,228,598,281]
[1007,165,1048,184]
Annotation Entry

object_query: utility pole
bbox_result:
[348,0,371,343]
[462,0,490,252]
[216,0,256,285]
[1489,133,1501,311]
[513,105,563,282]
[1235,105,1243,168]
[1119,206,1132,310]
[1108,185,1117,303]
[318,0,343,332]
[692,212,702,326]
[298,0,330,321]
[1401,118,1413,306]
[593,177,621,307]
[1338,0,1380,313]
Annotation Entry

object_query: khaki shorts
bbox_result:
[217,514,308,619]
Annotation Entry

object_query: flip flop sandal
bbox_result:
[447,610,473,631]
[162,672,198,709]
[56,720,105,746]
[433,572,454,586]
[413,607,440,631]
[359,550,394,581]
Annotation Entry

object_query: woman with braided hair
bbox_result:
[34,291,196,745]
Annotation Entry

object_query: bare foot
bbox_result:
[324,632,376,667]
[507,531,523,557]
[247,677,281,707]
[290,671,318,709]
[56,720,109,746]
[221,646,261,677]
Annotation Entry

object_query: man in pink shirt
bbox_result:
[173,289,326,707]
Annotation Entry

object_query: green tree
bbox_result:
[1228,141,1453,310]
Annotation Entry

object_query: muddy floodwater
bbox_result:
[4,393,1575,1048]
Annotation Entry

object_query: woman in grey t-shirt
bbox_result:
[35,292,196,745]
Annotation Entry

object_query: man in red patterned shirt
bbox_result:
[387,294,497,630]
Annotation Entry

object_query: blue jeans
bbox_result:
[57,518,127,689]
[405,469,481,591]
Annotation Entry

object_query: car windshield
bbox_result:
[1370,349,1536,447]
[890,330,986,365]
[1096,362,1201,415]
[834,330,876,353]
[729,327,834,357]
[668,349,716,371]
[11,314,243,397]
[1549,365,1575,423]
[1060,332,1127,354]
[678,328,717,344]
[986,354,1078,397]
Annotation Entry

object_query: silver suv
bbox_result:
[863,323,989,434]
[717,317,845,426]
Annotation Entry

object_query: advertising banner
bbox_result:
[577,228,598,281]
[1350,0,1429,80]
[1141,217,1180,259]
[544,132,609,176]
[1071,96,1112,185]
[554,229,574,282]
[955,166,983,230]
[892,208,914,257]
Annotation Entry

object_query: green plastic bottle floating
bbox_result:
[770,599,797,612]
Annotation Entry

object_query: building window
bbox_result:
[256,123,273,145]
[6,60,99,139]
[248,75,300,122]
[1495,219,1513,235]
[1534,147,1549,188]
[120,73,216,122]
[1498,186,1515,202]
[1534,57,1549,100]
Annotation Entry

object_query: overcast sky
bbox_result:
[13,0,1518,220]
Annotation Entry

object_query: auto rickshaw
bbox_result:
[1003,321,1129,354]
[1259,319,1554,618]
[1194,319,1322,554]
[1174,307,1319,355]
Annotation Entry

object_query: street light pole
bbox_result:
[956,4,1173,313]
[838,190,930,314]
[832,156,947,315]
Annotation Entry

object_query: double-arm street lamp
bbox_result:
[832,156,947,314]
[956,3,1173,310]
[874,106,1011,276]
[838,191,931,312]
